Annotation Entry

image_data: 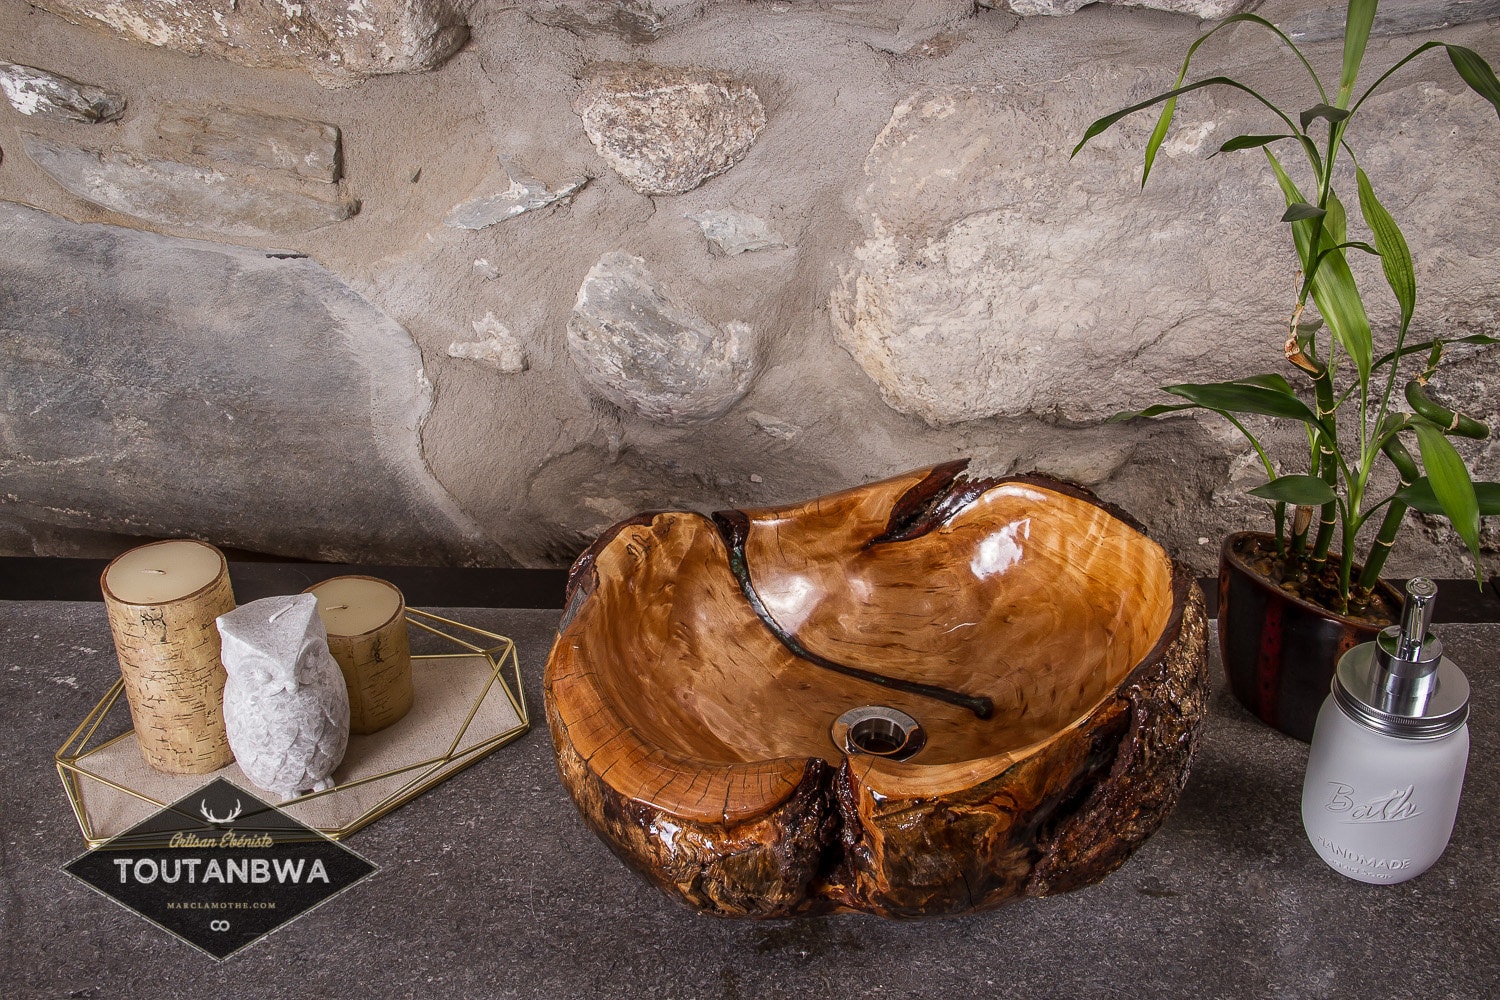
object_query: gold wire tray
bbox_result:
[57,609,529,847]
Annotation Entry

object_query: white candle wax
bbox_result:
[308,576,404,636]
[102,539,225,605]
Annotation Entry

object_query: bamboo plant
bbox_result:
[1073,0,1500,616]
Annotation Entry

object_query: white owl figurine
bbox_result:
[217,593,349,800]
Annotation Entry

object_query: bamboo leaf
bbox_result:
[1141,96,1178,187]
[1414,423,1483,570]
[1372,334,1500,371]
[1248,475,1338,506]
[1108,402,1199,422]
[1396,478,1500,517]
[1338,0,1377,107]
[1074,78,1297,159]
[1447,45,1500,118]
[1300,103,1351,129]
[1282,202,1326,223]
[1356,167,1415,333]
[1265,148,1373,383]
[1216,134,1292,155]
[1326,186,1349,245]
[1234,373,1299,395]
[1163,381,1319,423]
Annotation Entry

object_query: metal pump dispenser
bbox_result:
[1331,578,1469,740]
[1302,578,1472,884]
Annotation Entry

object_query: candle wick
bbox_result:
[141,569,167,575]
[329,604,350,611]
[268,604,294,623]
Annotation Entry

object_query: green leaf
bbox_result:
[1372,334,1500,371]
[1265,148,1373,383]
[1300,103,1351,129]
[1282,202,1327,223]
[1356,167,1415,334]
[1235,373,1297,392]
[1447,45,1500,119]
[1326,186,1349,245]
[1414,423,1483,572]
[1163,380,1319,423]
[1248,474,1338,506]
[1074,77,1298,159]
[1108,402,1198,422]
[1396,478,1500,517]
[1215,134,1292,155]
[1338,0,1377,107]
[1141,96,1179,188]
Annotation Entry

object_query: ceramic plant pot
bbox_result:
[1218,531,1401,743]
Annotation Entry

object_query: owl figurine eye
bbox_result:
[217,594,350,800]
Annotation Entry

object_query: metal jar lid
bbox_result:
[1333,641,1470,740]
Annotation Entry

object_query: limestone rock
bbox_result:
[528,0,706,41]
[154,104,341,183]
[0,201,487,564]
[1008,0,1255,14]
[0,62,125,124]
[746,411,801,441]
[832,79,1500,425]
[574,63,766,196]
[30,0,468,85]
[445,162,588,230]
[1280,0,1500,42]
[567,251,756,423]
[449,313,529,373]
[689,209,789,256]
[20,133,357,239]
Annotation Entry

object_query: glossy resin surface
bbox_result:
[545,461,1209,917]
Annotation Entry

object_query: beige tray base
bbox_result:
[63,649,524,842]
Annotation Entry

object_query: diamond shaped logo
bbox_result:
[64,778,376,959]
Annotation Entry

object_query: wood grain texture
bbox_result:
[545,463,1209,917]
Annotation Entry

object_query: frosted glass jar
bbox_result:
[1302,695,1469,884]
[1301,633,1470,886]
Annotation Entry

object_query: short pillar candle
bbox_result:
[100,539,237,774]
[304,576,413,735]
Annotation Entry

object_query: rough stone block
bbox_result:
[154,104,342,183]
[30,0,468,85]
[20,133,357,239]
[0,201,487,563]
[831,79,1500,425]
[445,162,588,230]
[567,251,757,423]
[574,62,766,196]
[689,209,789,256]
[0,62,125,123]
[1279,0,1500,42]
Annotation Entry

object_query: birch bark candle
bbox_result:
[304,575,413,735]
[100,539,236,774]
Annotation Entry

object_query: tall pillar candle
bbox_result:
[100,539,237,774]
[305,576,413,735]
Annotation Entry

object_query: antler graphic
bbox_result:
[200,799,243,825]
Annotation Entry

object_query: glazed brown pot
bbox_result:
[1218,531,1401,743]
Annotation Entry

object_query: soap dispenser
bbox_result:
[1301,578,1470,884]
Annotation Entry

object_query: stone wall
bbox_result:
[2,0,1498,577]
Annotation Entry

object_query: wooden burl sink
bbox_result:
[544,461,1209,917]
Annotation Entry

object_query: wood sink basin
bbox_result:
[544,461,1209,917]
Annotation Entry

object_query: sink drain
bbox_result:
[833,706,925,762]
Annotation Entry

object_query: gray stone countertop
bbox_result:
[2,602,1497,999]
